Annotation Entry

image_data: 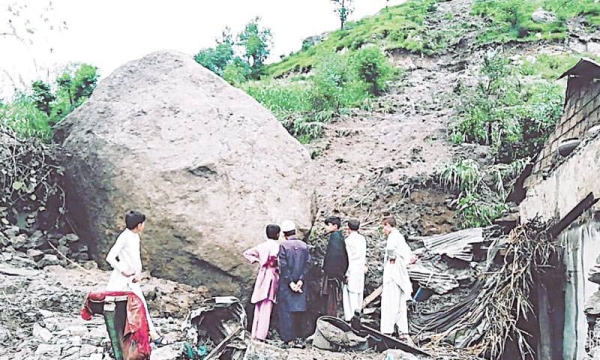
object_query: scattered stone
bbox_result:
[37,254,60,268]
[3,226,20,238]
[151,344,181,360]
[531,8,557,23]
[67,325,89,337]
[89,354,103,360]
[0,325,9,342]
[382,349,419,360]
[35,343,61,357]
[79,344,100,357]
[588,42,600,55]
[38,309,54,319]
[29,231,45,248]
[32,323,53,343]
[26,249,44,262]
[10,234,28,249]
[63,234,80,242]
[62,346,80,357]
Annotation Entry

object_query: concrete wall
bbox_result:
[520,134,600,221]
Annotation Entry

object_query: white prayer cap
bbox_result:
[281,220,296,232]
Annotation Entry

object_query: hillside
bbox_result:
[2,0,600,359]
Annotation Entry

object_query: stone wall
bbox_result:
[519,134,600,221]
[525,77,600,188]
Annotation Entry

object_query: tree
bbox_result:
[31,81,55,116]
[71,64,98,104]
[331,0,354,30]
[238,17,272,78]
[194,29,235,76]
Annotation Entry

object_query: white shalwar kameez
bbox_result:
[380,228,413,335]
[343,231,367,321]
[105,228,155,333]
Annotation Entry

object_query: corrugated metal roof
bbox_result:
[558,58,600,80]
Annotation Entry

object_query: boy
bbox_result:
[106,211,168,346]
[342,218,366,321]
[321,216,349,316]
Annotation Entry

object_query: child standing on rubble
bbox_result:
[106,211,170,347]
[243,224,281,340]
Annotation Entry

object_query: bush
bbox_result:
[452,51,563,162]
[223,59,251,86]
[349,47,394,95]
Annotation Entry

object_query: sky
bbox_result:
[0,0,405,96]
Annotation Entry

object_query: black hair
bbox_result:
[324,216,342,230]
[383,216,396,228]
[348,218,360,231]
[266,224,281,240]
[125,211,146,230]
[283,230,296,237]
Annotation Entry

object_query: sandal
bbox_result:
[153,336,171,348]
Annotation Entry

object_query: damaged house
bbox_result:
[517,58,600,360]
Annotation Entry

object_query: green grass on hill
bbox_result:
[519,53,600,80]
[472,0,600,45]
[266,0,444,78]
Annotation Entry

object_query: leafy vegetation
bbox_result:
[442,49,569,228]
[519,52,600,80]
[195,18,272,81]
[472,0,600,45]
[0,64,98,140]
[244,48,396,143]
[266,0,446,78]
[451,51,564,163]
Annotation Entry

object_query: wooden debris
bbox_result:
[408,264,459,295]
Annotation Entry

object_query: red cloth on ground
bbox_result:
[81,291,151,360]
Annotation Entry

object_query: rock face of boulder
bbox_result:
[55,51,315,293]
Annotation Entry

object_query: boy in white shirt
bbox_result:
[106,211,169,346]
[343,218,367,321]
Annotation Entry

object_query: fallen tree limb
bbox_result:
[363,285,382,308]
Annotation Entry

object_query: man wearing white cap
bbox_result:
[277,220,311,346]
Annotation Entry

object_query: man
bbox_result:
[243,224,281,340]
[321,216,349,317]
[380,215,415,343]
[278,220,311,346]
[343,218,367,322]
[106,211,169,346]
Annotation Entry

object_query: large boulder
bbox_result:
[54,51,315,293]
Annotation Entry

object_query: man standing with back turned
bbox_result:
[380,215,415,343]
[321,216,349,317]
[343,218,367,322]
[278,220,311,347]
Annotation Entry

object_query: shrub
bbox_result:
[452,51,563,162]
[349,47,394,95]
[223,59,251,86]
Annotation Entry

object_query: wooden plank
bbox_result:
[362,286,382,308]
[549,192,598,238]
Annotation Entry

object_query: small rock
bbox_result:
[382,349,419,360]
[58,244,70,256]
[27,249,45,262]
[3,226,19,238]
[10,234,28,249]
[89,327,107,340]
[67,325,89,337]
[71,336,83,346]
[151,344,181,360]
[0,325,9,342]
[38,309,54,318]
[0,232,8,248]
[64,233,80,242]
[79,344,100,357]
[62,346,80,357]
[37,254,60,268]
[33,323,53,343]
[44,317,61,332]
[82,261,99,270]
[89,354,103,360]
[531,8,557,23]
[35,344,61,357]
[588,42,600,55]
[29,230,45,248]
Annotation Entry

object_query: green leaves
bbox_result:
[195,18,272,82]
